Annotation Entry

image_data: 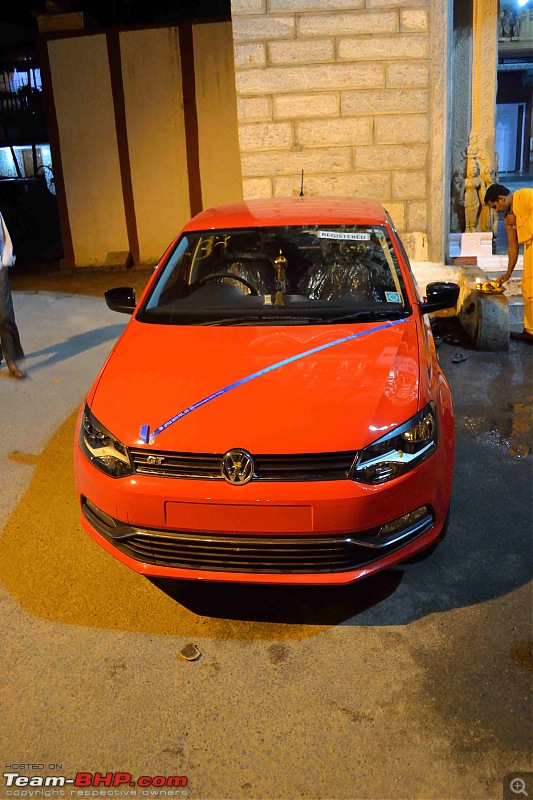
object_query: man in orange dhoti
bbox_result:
[485,183,533,345]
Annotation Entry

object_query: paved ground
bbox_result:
[0,285,531,800]
[10,263,155,300]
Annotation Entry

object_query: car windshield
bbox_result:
[139,224,409,326]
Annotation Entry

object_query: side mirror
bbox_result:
[105,287,136,315]
[420,282,460,314]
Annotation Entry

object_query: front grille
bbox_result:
[129,448,358,482]
[82,499,433,575]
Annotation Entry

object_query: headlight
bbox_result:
[351,402,438,485]
[79,404,133,478]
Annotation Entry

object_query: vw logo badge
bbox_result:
[221,449,255,486]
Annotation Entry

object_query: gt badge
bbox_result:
[147,455,165,465]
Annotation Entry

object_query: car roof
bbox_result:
[182,196,389,232]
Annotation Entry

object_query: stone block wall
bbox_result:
[231,0,448,262]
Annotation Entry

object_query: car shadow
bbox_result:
[23,324,126,371]
[149,568,405,626]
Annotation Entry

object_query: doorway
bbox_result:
[496,2,533,182]
[496,102,526,173]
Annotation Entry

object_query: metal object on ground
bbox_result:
[178,644,201,662]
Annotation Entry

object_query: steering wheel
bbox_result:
[195,272,260,296]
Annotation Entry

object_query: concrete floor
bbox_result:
[0,286,531,800]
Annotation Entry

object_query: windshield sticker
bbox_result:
[317,231,371,241]
[385,291,401,303]
[139,319,407,444]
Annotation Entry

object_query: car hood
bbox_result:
[90,317,420,453]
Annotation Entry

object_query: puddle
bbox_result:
[459,397,532,457]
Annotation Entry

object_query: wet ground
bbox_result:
[432,317,532,457]
[0,279,531,800]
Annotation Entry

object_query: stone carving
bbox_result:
[464,156,486,232]
[499,9,512,38]
[498,7,527,40]
[460,136,498,235]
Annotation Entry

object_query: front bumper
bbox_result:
[82,495,434,574]
[75,438,452,585]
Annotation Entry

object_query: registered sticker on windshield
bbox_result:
[317,231,371,241]
[385,291,401,303]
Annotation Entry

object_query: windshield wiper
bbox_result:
[202,315,317,326]
[199,309,408,326]
[322,308,408,324]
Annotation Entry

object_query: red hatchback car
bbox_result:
[74,197,459,585]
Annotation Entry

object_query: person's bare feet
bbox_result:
[7,361,26,378]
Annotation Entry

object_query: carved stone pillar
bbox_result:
[468,0,499,237]
[450,0,499,252]
[470,0,498,177]
[450,0,473,234]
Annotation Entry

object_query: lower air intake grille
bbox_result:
[82,499,431,575]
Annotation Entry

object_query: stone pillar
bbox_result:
[470,0,498,175]
[466,0,498,237]
[450,0,473,234]
[428,0,453,263]
[449,0,499,255]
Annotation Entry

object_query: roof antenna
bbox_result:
[299,169,304,197]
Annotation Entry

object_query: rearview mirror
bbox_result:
[420,282,460,315]
[105,287,136,315]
